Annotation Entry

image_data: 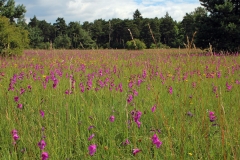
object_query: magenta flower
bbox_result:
[122,139,130,146]
[109,115,115,122]
[152,134,162,148]
[11,129,19,144]
[13,133,19,141]
[88,126,95,130]
[40,110,45,118]
[14,96,19,102]
[169,86,173,94]
[11,129,18,135]
[41,152,49,160]
[17,103,23,109]
[133,90,138,96]
[88,134,95,141]
[226,82,232,91]
[151,105,156,112]
[38,140,46,150]
[88,144,97,156]
[20,88,25,94]
[209,111,217,122]
[127,95,133,103]
[132,110,142,128]
[132,148,141,156]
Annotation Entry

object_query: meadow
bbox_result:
[0,49,239,159]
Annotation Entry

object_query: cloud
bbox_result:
[15,0,201,24]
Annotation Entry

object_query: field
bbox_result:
[0,49,239,159]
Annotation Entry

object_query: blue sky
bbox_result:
[15,0,201,24]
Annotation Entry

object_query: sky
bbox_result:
[15,0,202,24]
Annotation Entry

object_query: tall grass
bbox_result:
[0,49,239,159]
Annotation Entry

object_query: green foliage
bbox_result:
[197,0,240,51]
[0,0,26,23]
[0,16,29,56]
[54,35,71,49]
[126,39,146,50]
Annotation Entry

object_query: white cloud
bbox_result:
[16,0,201,24]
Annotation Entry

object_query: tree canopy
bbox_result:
[1,0,240,53]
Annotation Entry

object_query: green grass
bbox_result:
[0,49,239,159]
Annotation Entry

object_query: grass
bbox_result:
[0,49,239,159]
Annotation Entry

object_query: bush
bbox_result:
[126,39,146,50]
[150,42,170,49]
[0,16,29,56]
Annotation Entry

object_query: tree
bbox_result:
[133,9,143,20]
[159,12,179,47]
[197,0,240,51]
[54,35,71,49]
[0,0,26,23]
[0,16,29,56]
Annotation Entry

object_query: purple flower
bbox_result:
[152,134,162,148]
[133,90,138,96]
[88,134,95,141]
[41,152,49,160]
[132,148,141,156]
[109,115,115,122]
[209,111,217,122]
[127,95,133,103]
[11,129,18,135]
[20,88,25,94]
[226,82,232,91]
[13,133,19,141]
[187,111,193,117]
[17,104,23,109]
[132,110,142,128]
[169,86,173,94]
[122,139,130,146]
[14,96,19,102]
[38,140,46,150]
[88,144,97,156]
[88,125,95,130]
[40,110,44,118]
[151,105,156,112]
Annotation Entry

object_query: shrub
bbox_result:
[126,39,146,50]
[0,16,29,56]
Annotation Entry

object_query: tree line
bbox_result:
[0,0,240,56]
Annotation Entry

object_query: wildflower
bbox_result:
[38,140,46,150]
[169,86,173,94]
[14,96,19,102]
[88,126,95,130]
[132,110,142,128]
[40,110,45,118]
[41,152,49,160]
[20,88,25,94]
[188,153,193,156]
[151,105,156,112]
[132,148,141,156]
[17,103,23,109]
[127,95,133,103]
[11,129,19,144]
[27,85,32,90]
[209,111,217,122]
[128,81,133,88]
[187,111,193,117]
[122,139,130,146]
[12,133,19,141]
[152,134,162,148]
[109,115,115,122]
[88,134,95,141]
[88,144,97,156]
[226,82,232,91]
[133,90,138,96]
